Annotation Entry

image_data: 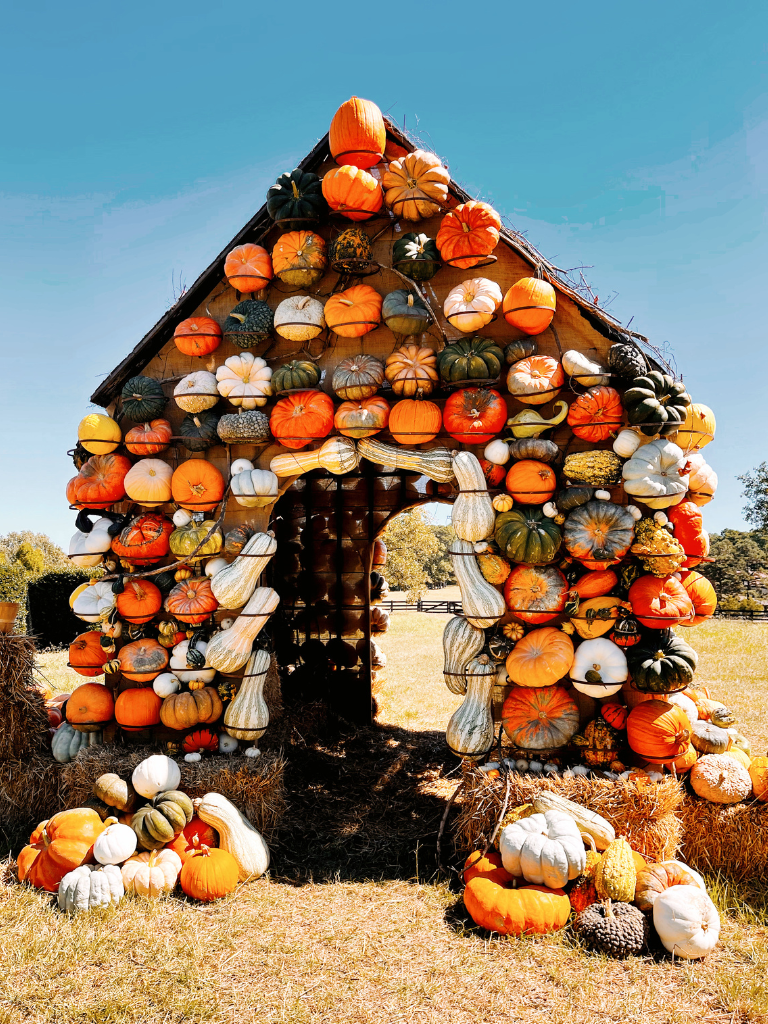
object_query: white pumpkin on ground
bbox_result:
[652,885,720,959]
[174,371,219,413]
[274,295,326,342]
[93,821,138,865]
[132,754,181,799]
[216,353,272,409]
[121,849,182,896]
[68,517,114,567]
[170,638,215,685]
[622,439,690,509]
[443,278,502,332]
[500,810,586,888]
[58,864,124,913]
[231,468,279,508]
[70,580,116,623]
[570,637,627,698]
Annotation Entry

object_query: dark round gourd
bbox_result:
[555,486,594,511]
[504,339,538,364]
[437,337,504,382]
[507,437,560,463]
[391,232,441,281]
[494,507,562,564]
[382,289,431,335]
[271,360,321,393]
[120,376,167,421]
[573,900,648,957]
[266,168,327,227]
[329,228,373,273]
[627,632,698,693]
[224,523,255,557]
[131,789,194,851]
[152,569,178,594]
[622,371,691,437]
[608,340,647,378]
[223,300,274,349]
[178,410,221,452]
[217,409,271,444]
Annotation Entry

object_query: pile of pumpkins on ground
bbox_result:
[16,754,269,911]
[463,791,720,959]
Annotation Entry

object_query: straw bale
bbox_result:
[0,754,63,849]
[679,794,768,880]
[0,635,50,759]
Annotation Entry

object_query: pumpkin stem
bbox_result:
[103,816,119,827]
[229,313,246,323]
[148,850,158,869]
[603,898,614,918]
[291,180,300,199]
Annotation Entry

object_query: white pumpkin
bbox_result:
[244,746,261,758]
[561,349,609,386]
[667,691,698,722]
[483,439,510,465]
[686,453,718,506]
[68,517,114,567]
[274,295,326,342]
[58,864,124,913]
[93,821,138,865]
[205,556,229,577]
[653,885,720,959]
[173,508,193,527]
[622,439,690,509]
[153,672,181,698]
[231,468,279,508]
[170,638,215,684]
[570,637,627,697]
[174,370,219,413]
[121,849,181,896]
[612,428,643,459]
[132,754,181,799]
[218,732,239,754]
[500,810,586,888]
[216,353,272,409]
[70,581,116,623]
[230,458,255,475]
[443,278,502,333]
[185,752,202,763]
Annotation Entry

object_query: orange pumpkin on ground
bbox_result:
[165,578,219,624]
[124,419,173,456]
[435,201,501,269]
[111,514,174,565]
[506,356,564,405]
[329,96,386,168]
[334,397,390,438]
[502,278,557,335]
[571,569,618,599]
[173,317,222,357]
[17,808,106,892]
[224,243,273,293]
[119,638,169,683]
[180,845,239,901]
[66,454,132,509]
[677,570,717,626]
[115,688,162,730]
[667,501,710,568]
[321,165,383,220]
[324,284,382,337]
[462,851,570,935]
[503,565,569,624]
[634,860,706,913]
[505,460,557,505]
[505,627,574,687]
[171,460,225,512]
[501,685,580,749]
[68,631,110,677]
[566,386,624,442]
[270,390,335,450]
[66,683,115,730]
[169,817,219,864]
[115,579,163,624]
[388,399,442,444]
[626,699,692,764]
[628,575,694,629]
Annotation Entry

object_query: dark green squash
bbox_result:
[271,360,321,393]
[329,228,373,273]
[120,376,167,421]
[437,337,504,382]
[494,507,562,564]
[391,232,441,281]
[504,339,538,364]
[223,300,274,349]
[152,569,178,594]
[507,438,559,463]
[382,289,430,335]
[622,371,691,437]
[178,410,221,452]
[131,789,194,851]
[266,168,327,227]
[217,409,271,444]
[224,523,255,557]
[626,632,698,693]
[608,340,647,378]
[555,486,594,511]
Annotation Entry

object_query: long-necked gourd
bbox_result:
[451,451,495,542]
[445,654,495,758]
[270,437,359,477]
[223,649,270,741]
[449,538,505,628]
[442,615,484,695]
[210,532,277,609]
[205,588,280,674]
[193,792,269,880]
[357,438,455,483]
[532,792,615,850]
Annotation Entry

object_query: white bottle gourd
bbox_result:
[193,792,270,881]
[223,649,270,741]
[205,588,280,674]
[451,451,495,542]
[449,539,505,628]
[442,615,485,695]
[210,532,277,609]
[445,654,496,759]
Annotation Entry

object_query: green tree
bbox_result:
[382,508,440,600]
[14,542,45,573]
[0,532,68,570]
[739,462,768,531]
[424,524,456,589]
[698,529,768,602]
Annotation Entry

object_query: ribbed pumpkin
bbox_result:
[503,566,569,624]
[171,460,225,512]
[66,454,131,509]
[178,411,221,452]
[329,96,386,168]
[66,683,115,731]
[322,165,383,220]
[271,360,321,393]
[68,632,110,677]
[121,376,167,422]
[382,289,431,335]
[628,575,694,629]
[334,396,390,438]
[505,627,574,687]
[271,230,326,287]
[391,232,441,281]
[165,578,219,625]
[501,685,579,750]
[382,149,449,220]
[495,508,562,565]
[224,244,272,293]
[566,386,624,442]
[119,639,169,683]
[388,399,441,444]
[563,502,635,570]
[677,570,717,626]
[266,168,327,227]
[626,633,698,693]
[160,688,224,731]
[384,344,438,397]
[502,278,556,335]
[115,579,163,624]
[435,200,501,269]
[505,460,557,505]
[325,285,382,337]
[506,355,564,405]
[332,353,385,399]
[173,317,221,357]
[269,390,334,450]
[443,388,507,445]
[437,337,504,383]
[626,700,692,764]
[124,419,172,456]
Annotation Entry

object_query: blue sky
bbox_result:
[1,0,765,546]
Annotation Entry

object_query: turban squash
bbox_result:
[462,851,570,935]
[111,514,173,565]
[563,501,635,570]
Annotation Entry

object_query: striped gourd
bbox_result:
[449,539,505,628]
[451,451,495,542]
[210,532,277,609]
[206,588,280,674]
[445,654,495,758]
[223,649,270,741]
[442,615,484,695]
[357,438,455,482]
[270,437,359,477]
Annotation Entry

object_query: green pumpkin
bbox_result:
[622,371,691,437]
[508,438,559,463]
[131,789,194,851]
[391,232,441,282]
[329,228,373,273]
[555,487,594,511]
[266,168,327,227]
[178,410,221,452]
[152,569,179,594]
[271,360,321,393]
[504,339,538,364]
[223,300,274,349]
[120,376,167,421]
[437,337,504,382]
[494,507,562,564]
[381,289,431,335]
[608,340,647,378]
[626,633,698,693]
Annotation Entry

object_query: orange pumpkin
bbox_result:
[677,570,717,626]
[329,96,386,168]
[600,701,628,730]
[384,344,439,397]
[111,513,174,566]
[571,569,618,599]
[672,742,698,773]
[224,243,273,293]
[115,579,163,624]
[628,575,694,629]
[504,460,557,505]
[119,638,169,683]
[182,728,219,754]
[626,699,692,764]
[334,396,390,438]
[388,399,442,444]
[506,356,564,405]
[505,627,574,687]
[462,852,570,935]
[443,388,507,444]
[164,577,219,624]
[171,460,225,512]
[435,200,501,269]
[270,390,335,450]
[501,685,580,748]
[68,631,110,677]
[180,845,239,901]
[667,501,710,568]
[114,687,162,730]
[17,808,106,892]
[502,278,557,335]
[271,230,327,287]
[503,565,569,624]
[749,757,768,801]
[566,386,624,442]
[321,165,383,221]
[173,317,222,357]
[634,860,705,913]
[124,419,173,456]
[169,817,218,863]
[66,683,115,731]
[66,454,132,509]
[324,284,382,337]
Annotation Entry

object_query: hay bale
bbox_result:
[679,795,768,880]
[0,755,64,849]
[453,769,684,863]
[60,746,286,842]
[0,635,50,759]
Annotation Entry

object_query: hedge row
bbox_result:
[0,566,98,648]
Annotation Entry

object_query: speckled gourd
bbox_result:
[223,649,270,741]
[449,539,506,628]
[442,615,485,695]
[210,533,277,609]
[451,451,496,542]
[594,837,637,902]
[357,438,455,483]
[205,588,280,674]
[445,654,496,758]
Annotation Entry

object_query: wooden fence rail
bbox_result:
[380,601,768,621]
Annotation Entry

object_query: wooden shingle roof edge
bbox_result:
[90,117,649,407]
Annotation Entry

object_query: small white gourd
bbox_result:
[594,489,611,501]
[231,458,255,475]
[483,439,510,465]
[185,752,202,763]
[561,349,610,387]
[542,502,558,518]
[627,504,643,521]
[218,732,239,754]
[153,672,181,698]
[205,556,229,577]
[244,747,261,758]
[613,428,642,459]
[173,508,193,527]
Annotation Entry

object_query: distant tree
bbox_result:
[698,529,768,602]
[14,542,45,574]
[424,525,456,589]
[739,462,768,531]
[0,531,68,571]
[382,509,440,600]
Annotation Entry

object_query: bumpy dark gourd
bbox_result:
[329,228,373,273]
[608,340,647,378]
[574,900,648,957]
[217,410,271,444]
[223,300,274,349]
